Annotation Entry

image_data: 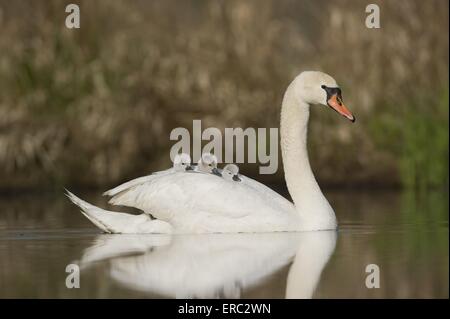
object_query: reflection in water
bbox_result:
[77,232,336,298]
[0,190,447,298]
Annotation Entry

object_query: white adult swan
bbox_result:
[67,71,355,233]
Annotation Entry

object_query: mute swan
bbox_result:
[222,164,241,182]
[173,153,192,172]
[67,71,355,233]
[195,153,221,176]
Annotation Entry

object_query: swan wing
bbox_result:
[103,168,173,197]
[108,172,295,232]
[239,175,295,213]
[105,169,293,215]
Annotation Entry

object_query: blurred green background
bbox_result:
[0,0,448,191]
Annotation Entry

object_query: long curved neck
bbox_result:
[280,83,335,227]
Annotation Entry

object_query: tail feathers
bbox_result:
[65,190,111,232]
[65,189,172,234]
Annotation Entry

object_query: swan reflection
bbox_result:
[78,231,337,298]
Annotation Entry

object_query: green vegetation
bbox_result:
[369,88,449,189]
[400,89,449,189]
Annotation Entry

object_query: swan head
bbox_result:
[173,153,192,172]
[197,153,221,176]
[294,71,355,122]
[222,164,241,182]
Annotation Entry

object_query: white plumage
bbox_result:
[67,71,355,233]
[76,231,337,298]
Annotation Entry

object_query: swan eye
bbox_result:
[321,85,326,89]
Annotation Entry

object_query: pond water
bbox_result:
[0,189,448,298]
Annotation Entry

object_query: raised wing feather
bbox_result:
[103,169,172,197]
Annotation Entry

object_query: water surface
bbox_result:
[0,190,447,298]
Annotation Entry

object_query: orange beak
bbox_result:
[327,94,355,122]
